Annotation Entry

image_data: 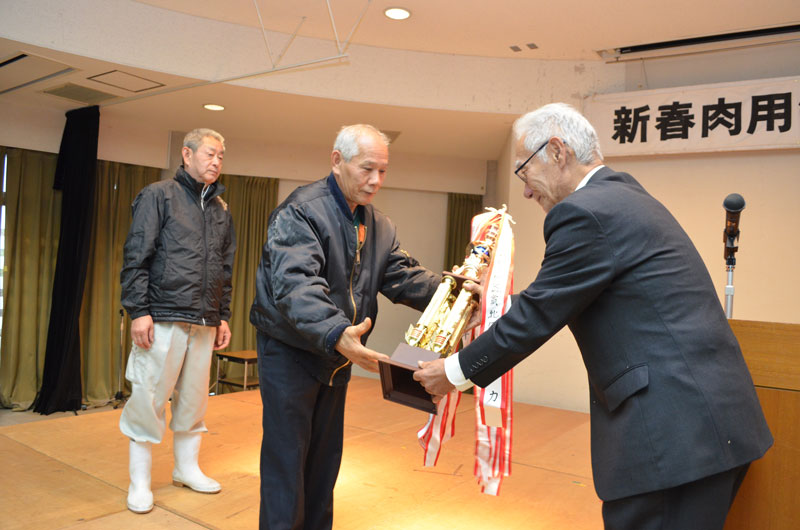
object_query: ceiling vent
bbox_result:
[0,53,73,94]
[383,130,401,143]
[43,82,118,105]
[88,70,164,93]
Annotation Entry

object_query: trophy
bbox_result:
[378,206,509,413]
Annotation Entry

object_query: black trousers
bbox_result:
[602,463,751,530]
[257,332,348,530]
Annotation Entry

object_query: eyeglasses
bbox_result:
[514,138,550,183]
[514,139,549,181]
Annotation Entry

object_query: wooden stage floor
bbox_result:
[0,376,601,529]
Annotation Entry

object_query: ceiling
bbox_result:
[137,0,800,61]
[1,0,799,162]
[0,36,517,159]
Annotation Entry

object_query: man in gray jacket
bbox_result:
[250,124,440,529]
[120,128,235,514]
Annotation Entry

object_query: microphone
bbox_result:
[723,193,745,264]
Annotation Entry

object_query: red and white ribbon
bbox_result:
[417,207,515,495]
[417,389,460,467]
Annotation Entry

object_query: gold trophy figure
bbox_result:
[379,206,510,413]
[409,218,503,356]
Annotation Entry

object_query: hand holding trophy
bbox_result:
[405,216,504,355]
[379,206,510,413]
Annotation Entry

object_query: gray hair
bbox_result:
[513,103,602,165]
[333,124,390,161]
[183,128,225,151]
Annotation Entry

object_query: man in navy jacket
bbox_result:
[251,124,440,529]
[415,103,772,529]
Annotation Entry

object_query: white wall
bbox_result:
[239,135,487,193]
[0,107,490,194]
[610,150,800,325]
[365,187,449,364]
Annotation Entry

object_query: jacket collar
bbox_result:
[176,165,224,202]
[580,165,641,190]
[576,165,618,189]
[326,172,363,223]
[584,165,615,183]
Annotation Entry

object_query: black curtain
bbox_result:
[444,193,484,270]
[34,106,99,414]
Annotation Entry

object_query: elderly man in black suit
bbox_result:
[414,103,772,529]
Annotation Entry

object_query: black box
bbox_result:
[378,343,441,414]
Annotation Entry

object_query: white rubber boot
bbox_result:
[172,432,221,493]
[127,440,154,513]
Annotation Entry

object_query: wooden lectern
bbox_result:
[725,320,800,530]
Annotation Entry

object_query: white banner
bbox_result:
[584,76,800,156]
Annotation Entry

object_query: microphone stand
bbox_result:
[722,193,745,319]
[724,233,739,319]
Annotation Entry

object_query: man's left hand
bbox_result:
[214,321,231,350]
[335,318,390,373]
[413,358,455,402]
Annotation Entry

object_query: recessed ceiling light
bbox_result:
[384,7,410,20]
[203,103,224,111]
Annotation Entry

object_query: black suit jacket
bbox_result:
[458,167,772,501]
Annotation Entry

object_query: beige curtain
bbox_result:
[444,193,484,270]
[217,174,278,352]
[0,153,280,405]
[211,174,277,393]
[0,147,61,410]
[79,169,277,401]
[79,160,161,406]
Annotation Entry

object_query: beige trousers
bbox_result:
[119,322,215,443]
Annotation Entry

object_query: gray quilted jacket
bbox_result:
[121,166,235,327]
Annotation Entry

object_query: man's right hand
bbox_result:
[335,318,389,373]
[462,280,483,332]
[131,315,154,350]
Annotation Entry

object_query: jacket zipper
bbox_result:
[349,222,361,322]
[328,221,364,386]
[200,185,210,326]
